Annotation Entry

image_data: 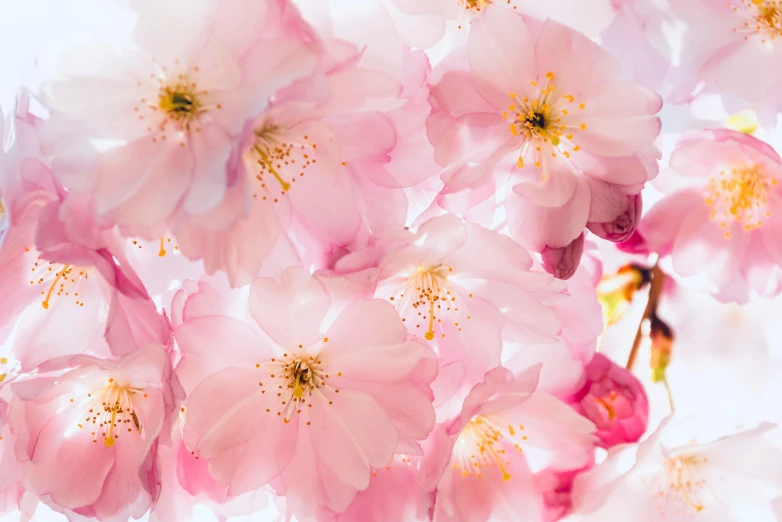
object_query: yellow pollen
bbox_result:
[250,125,318,198]
[158,237,167,257]
[734,0,782,41]
[706,163,773,233]
[505,83,583,170]
[0,357,7,365]
[452,416,521,481]
[660,454,707,513]
[158,82,202,131]
[78,380,143,447]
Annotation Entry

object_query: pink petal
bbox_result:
[310,389,398,490]
[248,268,330,349]
[534,19,620,98]
[467,7,536,108]
[508,168,591,251]
[175,316,272,370]
[325,300,426,382]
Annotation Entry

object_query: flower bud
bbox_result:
[587,194,642,243]
[568,353,649,448]
[540,233,585,280]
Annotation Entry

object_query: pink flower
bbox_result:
[0,100,169,365]
[175,44,418,284]
[8,345,172,521]
[386,0,615,45]
[504,250,605,398]
[176,268,436,516]
[636,129,782,302]
[373,214,565,381]
[428,366,596,522]
[571,418,782,520]
[566,353,649,448]
[42,0,317,234]
[670,0,782,125]
[427,7,661,276]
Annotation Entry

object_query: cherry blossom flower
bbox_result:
[177,268,436,516]
[503,251,605,398]
[0,97,169,365]
[174,43,435,283]
[42,0,318,235]
[635,129,782,302]
[671,0,782,126]
[373,214,565,381]
[571,418,782,521]
[565,353,649,448]
[427,366,596,522]
[8,344,173,521]
[427,7,661,276]
[384,0,615,48]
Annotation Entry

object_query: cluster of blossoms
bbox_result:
[2,0,782,521]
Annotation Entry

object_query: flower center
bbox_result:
[659,454,707,513]
[139,62,222,139]
[390,264,460,341]
[257,351,339,423]
[461,0,490,11]
[451,416,526,481]
[249,125,318,201]
[158,82,203,130]
[732,0,782,42]
[705,163,776,237]
[503,72,587,178]
[27,253,89,309]
[73,379,143,447]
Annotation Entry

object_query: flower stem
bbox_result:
[626,262,665,370]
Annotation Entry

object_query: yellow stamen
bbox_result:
[42,265,71,309]
[158,237,167,257]
[104,404,118,448]
[425,300,436,341]
[255,145,291,191]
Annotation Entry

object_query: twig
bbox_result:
[625,262,665,370]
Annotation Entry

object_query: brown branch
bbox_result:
[626,262,665,370]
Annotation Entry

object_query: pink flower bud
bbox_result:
[569,353,649,448]
[541,233,585,280]
[587,194,642,243]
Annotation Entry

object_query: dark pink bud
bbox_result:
[541,233,585,280]
[568,353,649,448]
[587,194,642,243]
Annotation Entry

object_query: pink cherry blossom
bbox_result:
[565,353,649,448]
[636,129,782,302]
[373,214,565,381]
[427,366,596,522]
[177,268,436,516]
[8,344,172,521]
[503,250,605,397]
[42,0,318,235]
[427,7,661,276]
[670,0,782,126]
[385,0,615,46]
[571,418,782,520]
[174,43,433,283]
[0,97,169,366]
